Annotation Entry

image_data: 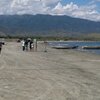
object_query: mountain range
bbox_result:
[0,14,100,37]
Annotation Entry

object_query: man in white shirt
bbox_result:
[21,40,25,51]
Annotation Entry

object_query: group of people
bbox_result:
[0,38,47,54]
[21,39,33,51]
[21,38,36,51]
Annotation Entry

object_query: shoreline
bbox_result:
[47,40,100,42]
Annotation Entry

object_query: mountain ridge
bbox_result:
[0,14,100,37]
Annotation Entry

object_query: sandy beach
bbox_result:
[0,42,100,100]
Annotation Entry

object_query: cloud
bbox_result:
[42,0,61,6]
[10,0,43,14]
[51,2,78,15]
[89,0,100,5]
[51,2,100,21]
[0,0,100,21]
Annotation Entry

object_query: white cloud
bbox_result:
[51,2,79,15]
[0,0,100,21]
[42,0,61,6]
[51,2,100,21]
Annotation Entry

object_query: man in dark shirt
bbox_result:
[0,42,2,54]
[25,39,28,51]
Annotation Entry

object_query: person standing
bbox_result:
[29,40,33,51]
[33,39,37,52]
[44,40,47,52]
[25,39,28,51]
[0,42,2,54]
[21,40,25,51]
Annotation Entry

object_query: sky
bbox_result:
[0,0,100,21]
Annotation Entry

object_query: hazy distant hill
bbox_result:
[0,14,100,37]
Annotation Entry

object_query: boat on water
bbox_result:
[51,45,78,49]
[82,46,100,49]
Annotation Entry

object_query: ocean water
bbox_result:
[48,41,100,55]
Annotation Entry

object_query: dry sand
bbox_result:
[0,42,100,100]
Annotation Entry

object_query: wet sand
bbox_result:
[0,42,100,100]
